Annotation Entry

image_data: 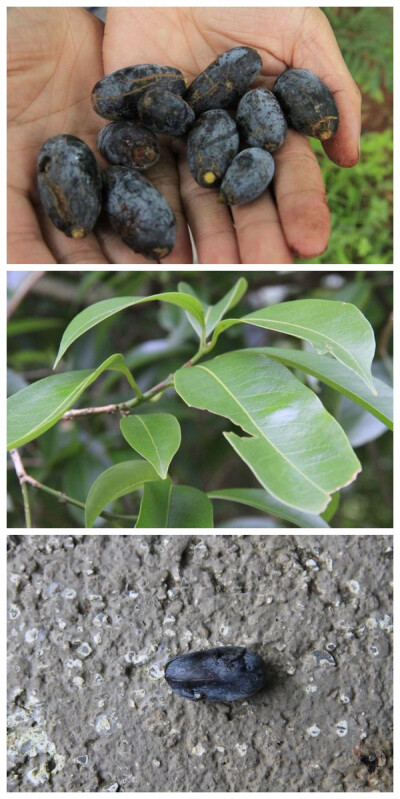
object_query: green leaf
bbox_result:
[178,277,248,338]
[211,300,376,393]
[257,347,393,429]
[7,354,132,450]
[204,278,248,336]
[175,350,360,514]
[85,460,160,528]
[120,413,181,479]
[208,488,329,528]
[136,481,214,528]
[54,293,206,367]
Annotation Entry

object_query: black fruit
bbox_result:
[165,646,267,702]
[237,88,287,151]
[273,68,339,140]
[91,64,186,121]
[37,135,102,238]
[187,110,239,188]
[186,46,262,115]
[138,88,195,136]
[219,148,275,206]
[97,121,160,170]
[102,166,176,261]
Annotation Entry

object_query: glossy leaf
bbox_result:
[120,413,181,479]
[205,277,248,336]
[85,460,160,528]
[178,277,248,338]
[54,292,205,367]
[210,299,376,393]
[255,347,393,429]
[208,488,330,528]
[175,350,361,514]
[7,354,133,450]
[136,481,213,528]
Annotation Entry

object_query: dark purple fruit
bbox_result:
[187,110,239,188]
[102,166,176,261]
[218,148,275,206]
[37,135,102,238]
[273,68,339,140]
[165,646,267,702]
[186,46,262,115]
[237,88,287,151]
[91,64,186,121]
[138,88,195,136]
[97,121,160,170]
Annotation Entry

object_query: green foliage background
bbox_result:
[296,7,393,265]
[7,270,393,529]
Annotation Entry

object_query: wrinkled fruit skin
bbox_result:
[92,64,186,120]
[186,46,262,115]
[187,110,239,188]
[237,88,287,151]
[97,121,160,170]
[102,166,176,261]
[37,135,102,238]
[219,148,275,206]
[165,646,267,702]
[273,68,339,140]
[138,88,195,136]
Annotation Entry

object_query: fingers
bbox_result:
[232,192,293,264]
[7,186,57,264]
[290,8,361,167]
[273,130,330,259]
[178,154,240,264]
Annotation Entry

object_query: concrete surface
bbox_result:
[7,534,393,791]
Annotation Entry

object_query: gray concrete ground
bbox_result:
[7,535,392,791]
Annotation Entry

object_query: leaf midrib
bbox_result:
[196,364,327,496]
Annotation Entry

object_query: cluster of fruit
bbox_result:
[37,46,339,262]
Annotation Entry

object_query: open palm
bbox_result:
[8,6,361,265]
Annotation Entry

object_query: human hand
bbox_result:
[8,7,361,264]
[7,7,116,264]
[104,6,361,264]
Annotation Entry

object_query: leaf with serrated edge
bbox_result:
[136,481,213,528]
[85,460,161,528]
[120,414,181,479]
[54,293,205,367]
[7,354,131,450]
[175,350,360,514]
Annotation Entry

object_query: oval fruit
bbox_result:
[37,135,102,238]
[97,121,160,170]
[92,64,186,120]
[219,148,275,206]
[186,46,262,115]
[102,166,176,262]
[187,110,239,188]
[237,88,287,151]
[273,68,339,140]
[138,88,195,136]
[165,646,267,701]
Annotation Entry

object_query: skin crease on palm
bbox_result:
[7,6,361,265]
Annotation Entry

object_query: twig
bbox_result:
[62,375,175,420]
[9,449,32,528]
[9,449,137,528]
[7,271,46,320]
